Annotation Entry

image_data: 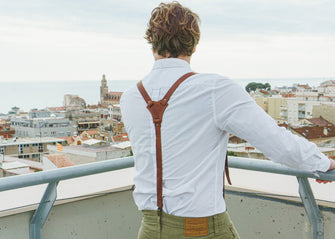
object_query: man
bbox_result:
[120,2,335,238]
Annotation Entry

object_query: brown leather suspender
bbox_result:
[223,153,232,198]
[137,72,231,214]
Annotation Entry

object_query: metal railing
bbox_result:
[0,156,335,239]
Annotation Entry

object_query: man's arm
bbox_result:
[213,78,331,172]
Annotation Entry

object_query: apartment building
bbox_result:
[11,110,72,138]
[108,104,122,121]
[0,137,64,161]
[254,95,288,124]
[65,110,100,135]
[279,82,335,126]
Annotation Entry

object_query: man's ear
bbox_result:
[193,46,197,53]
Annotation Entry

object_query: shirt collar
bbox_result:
[152,58,191,70]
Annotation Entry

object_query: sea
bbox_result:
[0,77,332,114]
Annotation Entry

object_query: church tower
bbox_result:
[100,74,108,105]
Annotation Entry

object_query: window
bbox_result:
[0,147,4,154]
[38,144,43,152]
[18,145,23,154]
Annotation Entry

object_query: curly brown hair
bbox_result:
[145,2,200,58]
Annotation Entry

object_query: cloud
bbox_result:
[1,0,335,82]
[193,34,335,78]
[1,0,335,37]
[188,0,335,36]
[0,16,153,82]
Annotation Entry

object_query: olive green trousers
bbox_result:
[138,210,240,239]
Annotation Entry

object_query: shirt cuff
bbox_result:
[315,156,331,173]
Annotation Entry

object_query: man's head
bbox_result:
[145,2,200,58]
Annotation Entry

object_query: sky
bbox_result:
[1,0,335,82]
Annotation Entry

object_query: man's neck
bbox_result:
[153,52,191,64]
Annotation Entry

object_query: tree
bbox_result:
[245,82,271,93]
[227,151,238,156]
[264,83,271,90]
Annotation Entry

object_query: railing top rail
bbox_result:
[0,156,334,192]
[228,157,335,181]
[0,157,134,192]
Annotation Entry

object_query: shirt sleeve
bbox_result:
[213,78,330,172]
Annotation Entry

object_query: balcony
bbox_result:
[0,157,335,239]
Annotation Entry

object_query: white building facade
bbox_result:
[11,111,72,138]
[280,83,335,126]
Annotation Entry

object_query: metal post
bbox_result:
[30,181,59,239]
[297,177,323,239]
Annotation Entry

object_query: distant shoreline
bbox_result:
[0,78,332,114]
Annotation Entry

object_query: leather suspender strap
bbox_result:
[223,153,232,198]
[137,72,232,212]
[137,72,195,212]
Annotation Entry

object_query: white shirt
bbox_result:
[120,58,330,217]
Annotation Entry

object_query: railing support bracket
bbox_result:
[30,181,59,239]
[297,177,323,239]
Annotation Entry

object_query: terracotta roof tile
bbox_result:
[58,136,75,144]
[47,106,65,111]
[112,133,129,142]
[259,90,270,95]
[306,117,333,127]
[108,92,123,95]
[45,154,75,168]
[281,93,296,98]
[292,125,335,139]
[278,123,288,129]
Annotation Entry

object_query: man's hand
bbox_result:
[316,159,335,184]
